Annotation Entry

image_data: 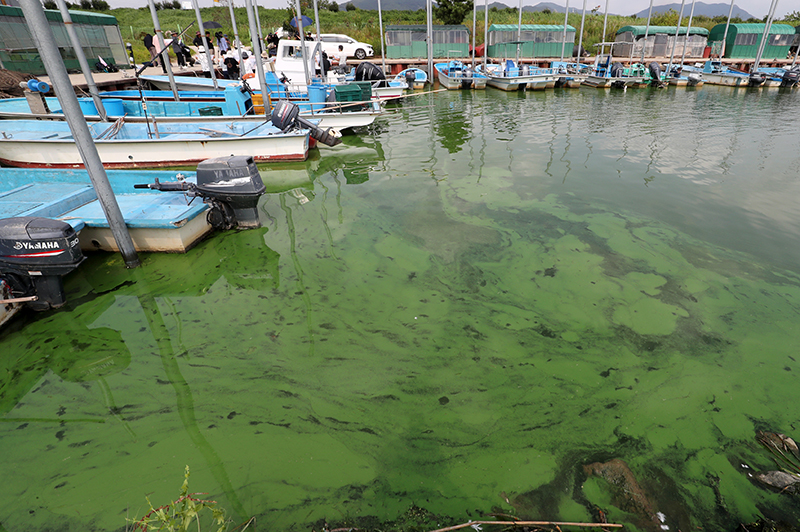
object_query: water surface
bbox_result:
[2,86,800,532]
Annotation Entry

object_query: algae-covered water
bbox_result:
[3,86,800,532]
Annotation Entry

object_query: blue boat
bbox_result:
[393,68,428,90]
[434,60,488,90]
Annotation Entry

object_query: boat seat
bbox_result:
[0,182,95,220]
[63,193,207,229]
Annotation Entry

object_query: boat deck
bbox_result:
[0,173,212,252]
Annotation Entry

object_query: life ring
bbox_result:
[243,73,255,79]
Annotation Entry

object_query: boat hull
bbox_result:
[702,73,748,86]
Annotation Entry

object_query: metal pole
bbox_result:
[313,0,321,44]
[253,0,265,50]
[640,0,654,63]
[427,0,433,76]
[55,0,107,121]
[472,0,476,68]
[719,0,735,60]
[227,0,245,80]
[576,0,586,65]
[483,0,488,67]
[560,0,569,62]
[679,0,697,66]
[516,0,522,64]
[601,0,609,44]
[377,0,386,73]
[753,0,779,71]
[148,0,181,101]
[294,0,311,85]
[244,0,266,92]
[19,0,139,268]
[666,0,686,75]
[192,0,219,89]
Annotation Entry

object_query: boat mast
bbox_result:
[753,0,779,71]
[640,0,654,63]
[191,0,219,89]
[378,0,386,74]
[719,0,735,60]
[679,0,697,67]
[666,0,686,75]
[427,0,433,78]
[576,0,587,65]
[559,0,569,62]
[148,0,181,102]
[226,0,245,80]
[19,0,139,268]
[55,0,108,121]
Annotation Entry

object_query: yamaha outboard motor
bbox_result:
[271,100,342,147]
[135,156,266,230]
[648,62,662,86]
[610,62,624,78]
[405,69,416,86]
[748,71,767,87]
[0,217,84,311]
[687,72,703,86]
[354,62,385,82]
[781,68,800,87]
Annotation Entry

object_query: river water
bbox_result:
[2,86,800,532]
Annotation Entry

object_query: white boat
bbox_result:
[581,43,645,88]
[698,60,749,87]
[0,119,310,168]
[434,60,488,90]
[393,68,428,90]
[480,60,557,91]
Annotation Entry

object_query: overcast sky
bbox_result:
[109,0,793,21]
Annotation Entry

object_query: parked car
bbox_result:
[311,33,374,60]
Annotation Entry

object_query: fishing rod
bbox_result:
[130,21,196,139]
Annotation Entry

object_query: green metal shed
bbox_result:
[614,25,709,58]
[0,5,126,75]
[708,23,795,59]
[385,25,470,59]
[487,24,576,58]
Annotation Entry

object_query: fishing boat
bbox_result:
[0,119,310,168]
[581,43,646,88]
[747,66,800,88]
[393,68,427,90]
[0,155,267,325]
[434,60,488,90]
[698,60,749,87]
[479,60,557,91]
[551,62,590,88]
[0,86,383,131]
[666,65,705,87]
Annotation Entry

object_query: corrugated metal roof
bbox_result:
[386,25,469,31]
[616,25,709,37]
[0,4,117,25]
[709,22,796,40]
[488,24,576,32]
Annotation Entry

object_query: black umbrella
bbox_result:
[203,21,222,29]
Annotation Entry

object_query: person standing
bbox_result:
[143,31,158,67]
[195,46,211,77]
[217,32,229,60]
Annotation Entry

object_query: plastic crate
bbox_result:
[198,106,223,116]
[334,84,362,102]
[352,81,373,101]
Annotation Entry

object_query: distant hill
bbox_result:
[340,0,757,19]
[632,2,755,20]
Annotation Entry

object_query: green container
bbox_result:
[198,106,223,116]
[352,82,373,102]
[334,84,361,103]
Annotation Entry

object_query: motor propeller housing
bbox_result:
[271,100,342,147]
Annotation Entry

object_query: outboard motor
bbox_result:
[748,71,767,87]
[648,62,663,86]
[781,68,800,87]
[134,156,266,230]
[354,62,386,82]
[271,100,342,147]
[404,69,416,86]
[609,62,624,78]
[0,217,84,311]
[687,72,703,86]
